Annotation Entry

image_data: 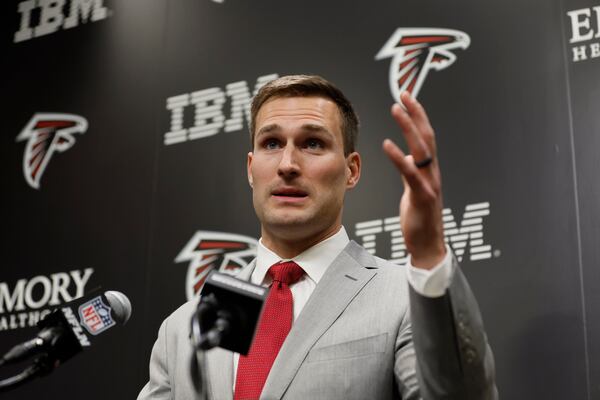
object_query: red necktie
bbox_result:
[234,261,304,400]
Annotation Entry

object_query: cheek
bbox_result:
[312,159,349,187]
[250,159,274,185]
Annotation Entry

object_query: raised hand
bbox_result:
[382,91,446,270]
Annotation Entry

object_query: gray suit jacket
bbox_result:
[138,241,498,399]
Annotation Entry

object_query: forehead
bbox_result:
[255,96,342,134]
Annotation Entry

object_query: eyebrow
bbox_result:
[256,124,280,138]
[301,124,331,135]
[256,123,332,139]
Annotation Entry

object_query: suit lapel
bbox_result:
[261,241,378,399]
[204,260,257,400]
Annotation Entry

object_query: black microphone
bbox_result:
[191,271,268,355]
[1,290,131,367]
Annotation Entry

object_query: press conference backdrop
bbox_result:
[2,0,599,398]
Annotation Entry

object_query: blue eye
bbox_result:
[264,139,280,149]
[306,138,323,149]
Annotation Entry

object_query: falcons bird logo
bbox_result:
[376,28,471,101]
[16,113,88,189]
[176,231,258,300]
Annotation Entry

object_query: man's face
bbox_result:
[248,96,360,243]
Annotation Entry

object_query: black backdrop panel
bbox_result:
[3,0,165,399]
[563,0,600,397]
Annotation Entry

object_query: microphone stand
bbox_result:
[190,309,209,400]
[188,272,267,400]
[0,355,54,394]
[190,294,232,400]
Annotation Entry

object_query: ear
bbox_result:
[345,152,361,189]
[247,152,254,188]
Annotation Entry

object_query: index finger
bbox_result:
[400,92,437,154]
[391,102,431,163]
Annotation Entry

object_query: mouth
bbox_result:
[271,187,309,201]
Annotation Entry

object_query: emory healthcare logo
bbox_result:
[566,5,600,62]
[16,113,88,189]
[376,28,471,100]
[0,268,94,332]
[175,231,258,301]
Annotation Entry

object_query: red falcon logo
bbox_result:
[16,113,88,189]
[376,28,471,100]
[176,231,258,300]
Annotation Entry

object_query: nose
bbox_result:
[277,143,300,179]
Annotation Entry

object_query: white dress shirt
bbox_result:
[232,226,454,385]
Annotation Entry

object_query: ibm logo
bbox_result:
[355,202,496,264]
[164,74,278,146]
[14,0,110,43]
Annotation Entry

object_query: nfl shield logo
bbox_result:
[78,296,116,335]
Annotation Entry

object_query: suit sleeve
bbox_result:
[137,318,172,400]
[401,256,498,400]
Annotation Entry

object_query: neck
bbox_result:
[261,224,342,259]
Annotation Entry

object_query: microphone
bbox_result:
[191,271,268,355]
[1,290,131,367]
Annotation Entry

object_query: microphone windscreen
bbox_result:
[104,291,132,325]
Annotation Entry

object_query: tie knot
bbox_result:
[268,261,304,285]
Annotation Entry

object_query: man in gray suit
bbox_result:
[138,75,498,399]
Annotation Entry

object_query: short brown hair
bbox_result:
[250,75,359,155]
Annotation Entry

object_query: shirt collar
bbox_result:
[252,226,350,285]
